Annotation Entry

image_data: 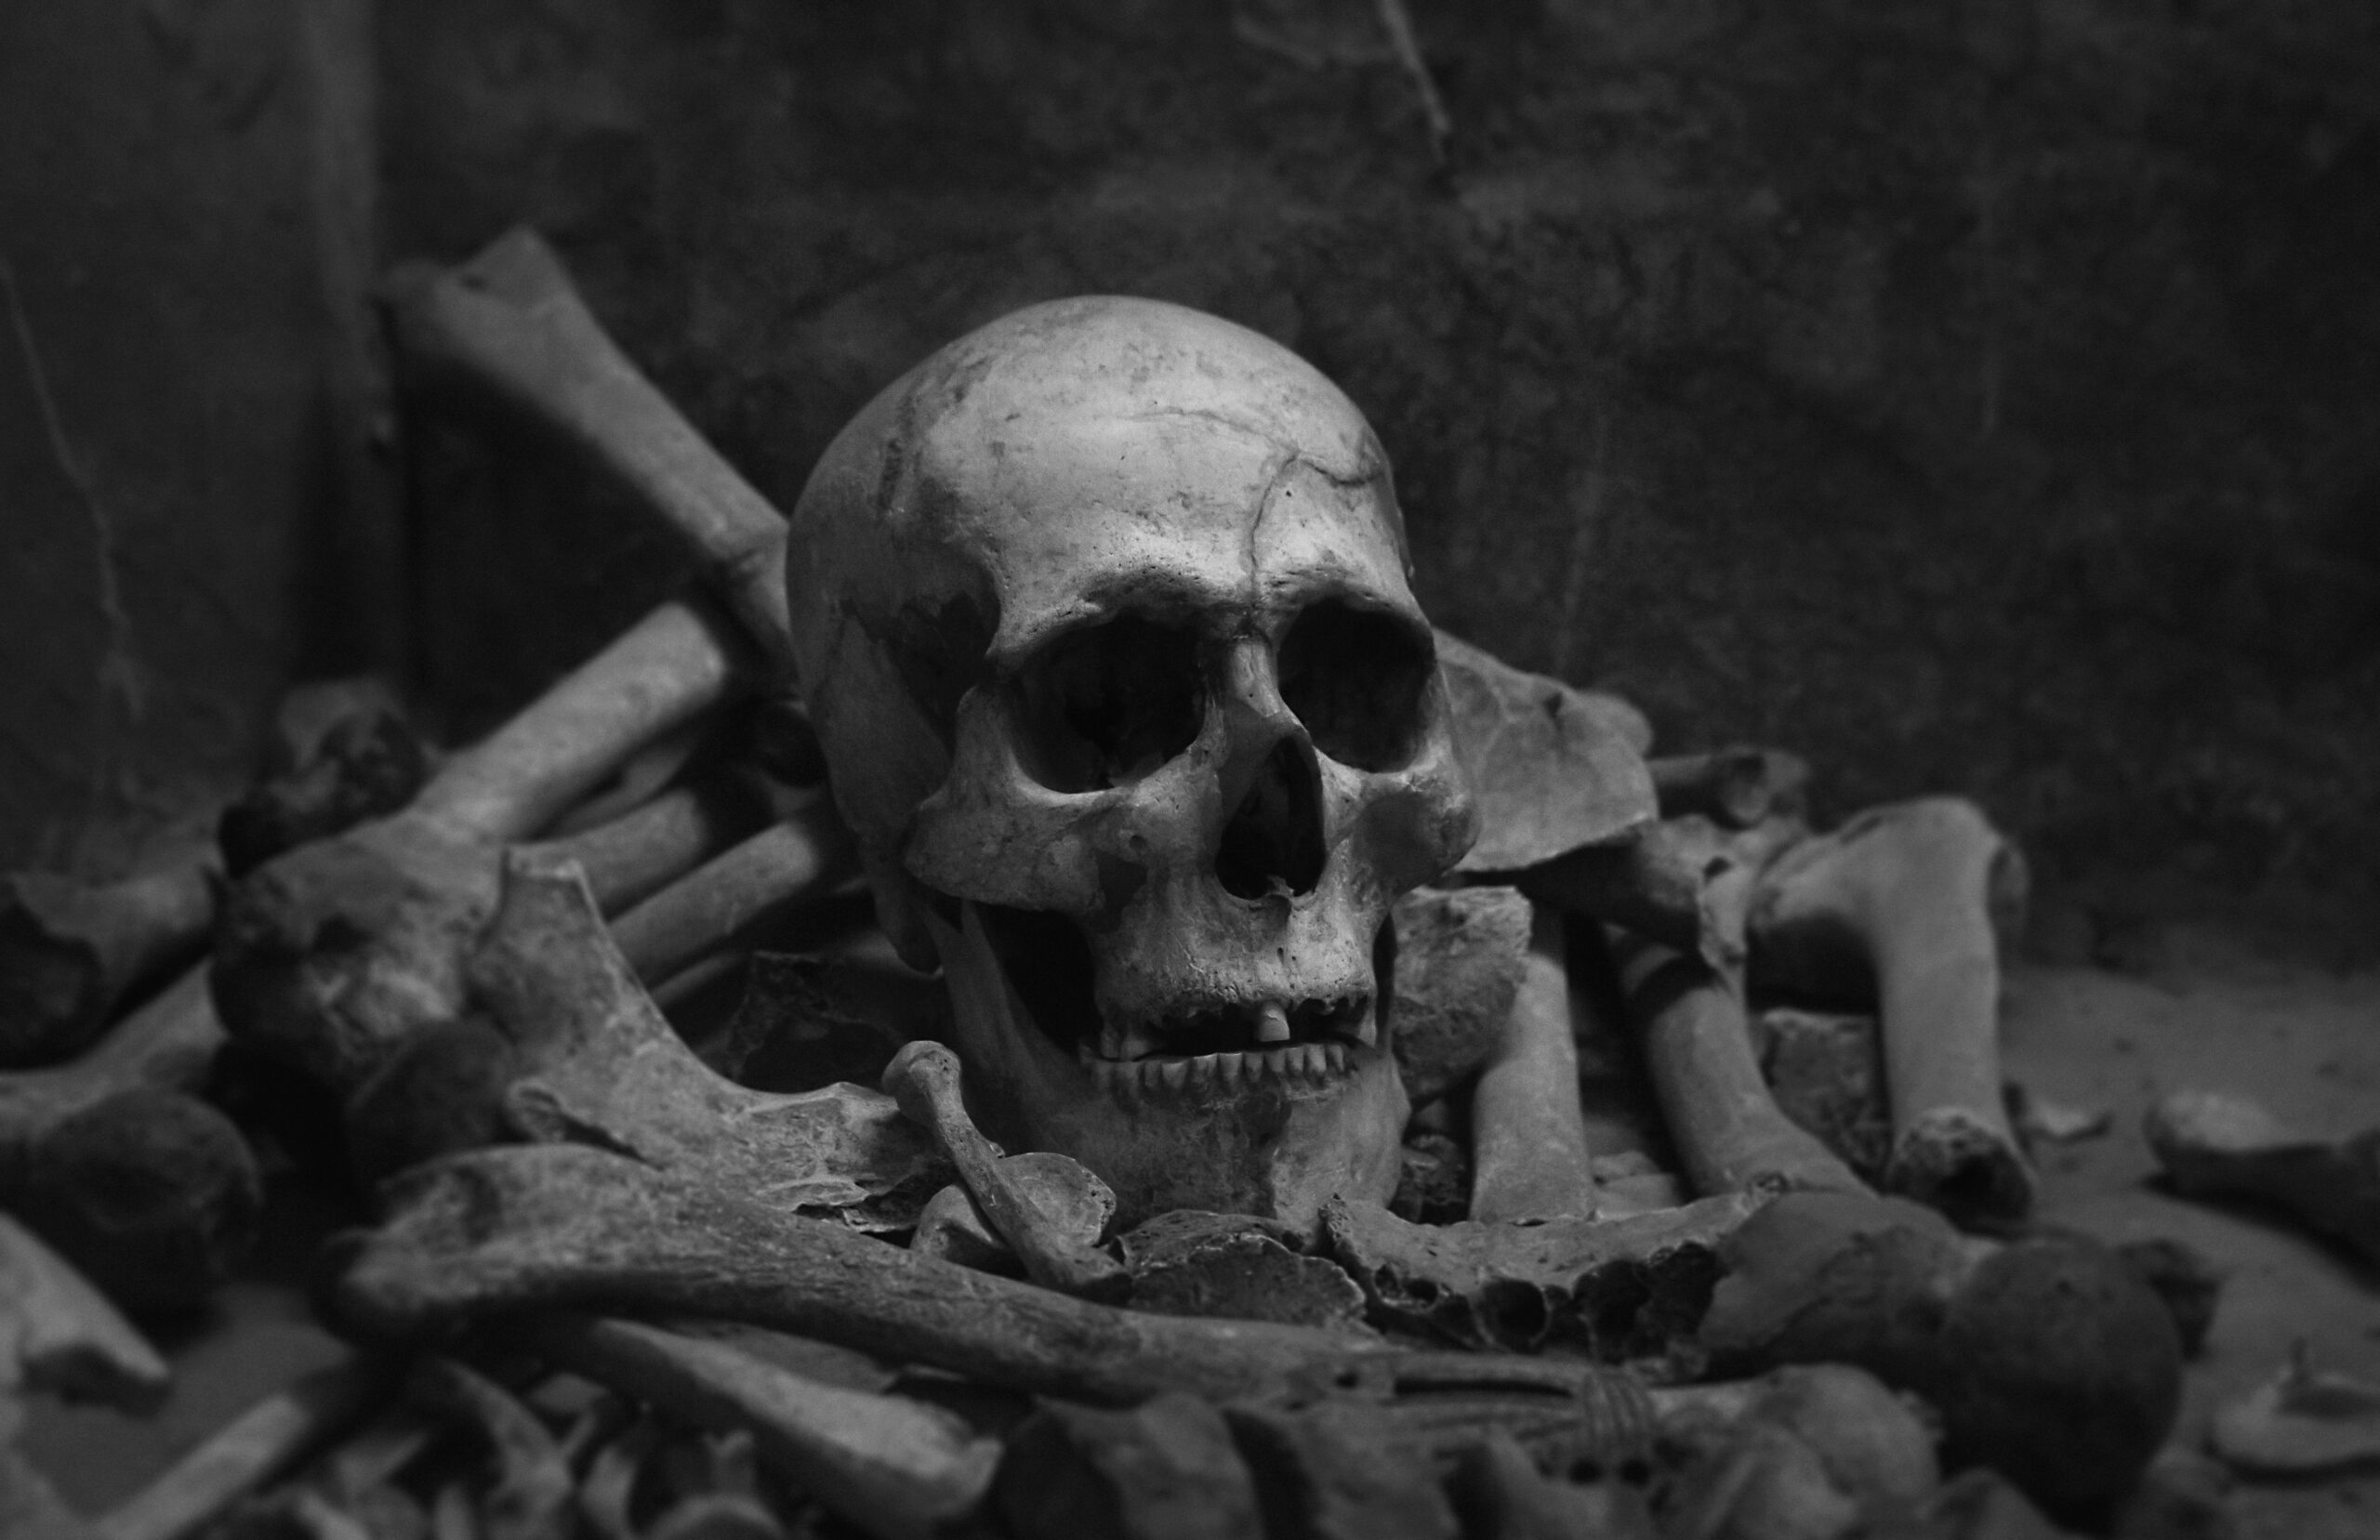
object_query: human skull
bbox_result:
[786,296,1478,1229]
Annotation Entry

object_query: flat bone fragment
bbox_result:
[1747,797,2034,1220]
[94,1358,390,1540]
[2145,1089,2380,1266]
[1752,1007,1891,1179]
[993,1391,1261,1540]
[1115,1210,1369,1331]
[1320,1191,1757,1355]
[529,1313,997,1540]
[1385,885,1533,1107]
[403,1358,572,1540]
[1613,935,1869,1201]
[327,1141,1660,1412]
[382,227,797,678]
[1435,631,1656,876]
[214,596,749,1099]
[0,1210,168,1410]
[1467,902,1597,1221]
[2209,1344,2380,1478]
[475,857,947,1231]
[0,855,219,1067]
[1656,1417,1863,1540]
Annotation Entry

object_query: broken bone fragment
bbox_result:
[2209,1343,2380,1478]
[0,966,259,1312]
[1114,1209,1369,1331]
[1320,1191,1756,1356]
[1384,884,1533,1109]
[882,1038,1127,1299]
[1697,1191,2180,1515]
[785,297,1478,1227]
[2145,1089,2380,1266]
[1747,797,2035,1221]
[0,853,218,1068]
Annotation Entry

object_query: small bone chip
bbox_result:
[2212,1344,2380,1477]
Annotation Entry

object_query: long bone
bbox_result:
[0,853,218,1067]
[1646,746,1809,831]
[1745,797,2033,1219]
[1607,931,1870,1201]
[1466,902,1597,1222]
[529,1313,998,1540]
[0,1211,167,1412]
[93,1357,391,1540]
[331,1140,1659,1428]
[881,1040,1129,1300]
[383,227,795,678]
[215,595,752,1099]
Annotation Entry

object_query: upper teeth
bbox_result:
[1078,1040,1354,1097]
[1093,996,1376,1065]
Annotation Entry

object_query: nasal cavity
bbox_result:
[1215,735,1326,900]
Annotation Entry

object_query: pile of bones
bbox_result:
[3,228,2252,1540]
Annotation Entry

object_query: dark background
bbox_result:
[5,0,2375,950]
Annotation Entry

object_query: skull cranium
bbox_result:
[786,296,1478,1229]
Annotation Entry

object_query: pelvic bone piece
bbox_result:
[784,297,1481,1229]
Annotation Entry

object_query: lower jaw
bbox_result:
[936,901,1408,1229]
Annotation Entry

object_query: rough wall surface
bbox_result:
[380,0,2373,921]
[0,0,392,873]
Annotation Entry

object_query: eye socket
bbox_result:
[1278,600,1433,771]
[1011,615,1203,792]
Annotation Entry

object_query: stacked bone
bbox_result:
[6,228,2204,1540]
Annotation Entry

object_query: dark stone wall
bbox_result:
[0,0,394,873]
[391,0,2380,918]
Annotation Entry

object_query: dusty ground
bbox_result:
[22,905,2380,1533]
